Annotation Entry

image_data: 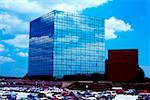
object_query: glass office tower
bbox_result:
[28,10,105,78]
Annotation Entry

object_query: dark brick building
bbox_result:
[106,49,144,82]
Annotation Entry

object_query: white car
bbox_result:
[106,90,117,97]
[55,94,64,99]
[81,96,97,100]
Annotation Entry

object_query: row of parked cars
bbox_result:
[0,86,150,100]
[0,86,117,100]
[0,89,116,100]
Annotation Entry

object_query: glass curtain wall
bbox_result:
[28,10,105,78]
[28,12,54,76]
[53,10,105,78]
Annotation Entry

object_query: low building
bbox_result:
[106,49,144,82]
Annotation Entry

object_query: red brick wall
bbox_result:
[107,49,139,82]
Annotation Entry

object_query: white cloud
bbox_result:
[0,44,5,52]
[0,0,111,14]
[0,56,15,64]
[0,13,28,34]
[3,34,29,48]
[30,36,53,44]
[0,0,111,37]
[105,17,133,40]
[50,0,111,13]
[17,52,28,57]
[56,35,79,43]
[0,0,133,50]
[0,0,48,14]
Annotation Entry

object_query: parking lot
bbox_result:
[0,86,145,100]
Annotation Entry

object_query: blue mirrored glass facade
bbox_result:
[28,10,105,78]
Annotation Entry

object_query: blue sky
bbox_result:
[0,0,149,77]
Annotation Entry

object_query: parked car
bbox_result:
[27,93,38,100]
[2,91,17,100]
[37,93,47,98]
[54,94,64,100]
[95,91,113,100]
[106,90,117,98]
[81,95,97,100]
[115,89,124,94]
[124,89,136,95]
[137,94,148,100]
